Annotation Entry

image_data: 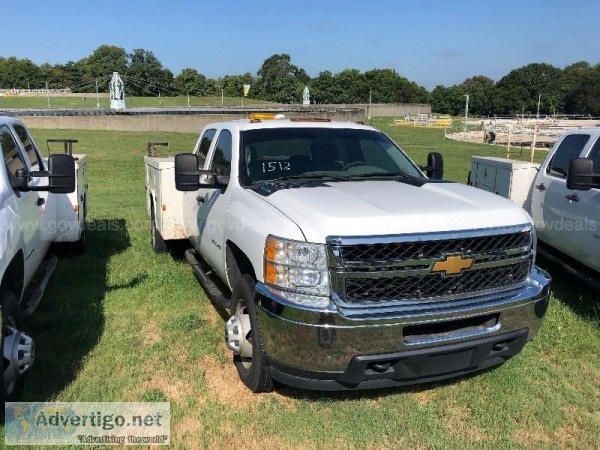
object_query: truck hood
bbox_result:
[254,180,532,243]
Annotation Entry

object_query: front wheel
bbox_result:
[1,289,34,407]
[226,275,273,393]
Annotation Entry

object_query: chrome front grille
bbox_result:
[327,226,533,304]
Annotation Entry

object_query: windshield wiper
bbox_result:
[258,172,350,183]
[346,171,411,179]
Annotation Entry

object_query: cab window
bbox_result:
[197,128,217,164]
[547,134,589,179]
[211,129,232,175]
[588,137,600,174]
[1,125,26,179]
[13,124,43,170]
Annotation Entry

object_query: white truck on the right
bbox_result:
[472,128,600,287]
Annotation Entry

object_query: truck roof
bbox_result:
[0,116,24,127]
[562,127,600,138]
[203,118,376,133]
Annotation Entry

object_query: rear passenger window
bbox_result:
[588,138,600,174]
[547,134,589,178]
[197,128,216,163]
[211,130,232,175]
[13,124,42,170]
[0,125,25,178]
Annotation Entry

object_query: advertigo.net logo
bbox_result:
[5,402,170,446]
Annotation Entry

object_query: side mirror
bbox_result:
[424,152,444,179]
[47,154,75,193]
[175,153,216,191]
[567,158,598,191]
[11,169,30,190]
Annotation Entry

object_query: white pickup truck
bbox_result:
[0,117,87,403]
[472,128,600,287]
[146,117,551,392]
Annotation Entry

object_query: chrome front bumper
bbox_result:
[255,267,551,389]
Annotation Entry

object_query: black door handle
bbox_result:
[534,183,546,191]
[37,198,45,206]
[565,194,579,202]
[196,194,204,204]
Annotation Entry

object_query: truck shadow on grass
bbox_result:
[18,219,131,402]
[536,257,599,327]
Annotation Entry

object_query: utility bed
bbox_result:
[145,156,187,240]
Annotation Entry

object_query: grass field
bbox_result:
[1,121,598,448]
[0,95,272,109]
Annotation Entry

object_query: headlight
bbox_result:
[264,235,330,297]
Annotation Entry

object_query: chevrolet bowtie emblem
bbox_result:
[432,254,474,276]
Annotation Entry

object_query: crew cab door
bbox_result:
[195,129,233,279]
[0,125,47,288]
[563,137,600,271]
[531,132,591,256]
[184,128,217,249]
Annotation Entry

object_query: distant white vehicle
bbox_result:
[471,128,600,285]
[0,117,87,403]
[146,116,550,392]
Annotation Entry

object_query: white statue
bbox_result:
[302,86,310,106]
[109,72,126,110]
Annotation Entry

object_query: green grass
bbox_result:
[1,123,598,448]
[0,95,272,109]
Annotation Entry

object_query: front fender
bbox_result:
[223,188,305,287]
[0,201,25,285]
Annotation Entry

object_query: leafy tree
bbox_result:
[126,49,174,96]
[0,57,41,89]
[563,64,600,114]
[459,75,495,116]
[334,69,367,103]
[430,85,464,115]
[309,71,342,104]
[494,63,563,115]
[254,54,308,103]
[79,45,128,92]
[175,68,208,96]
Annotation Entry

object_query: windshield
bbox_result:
[240,127,424,184]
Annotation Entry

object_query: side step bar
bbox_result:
[23,254,58,319]
[537,246,600,291]
[184,249,234,310]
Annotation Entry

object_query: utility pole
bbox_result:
[368,90,372,120]
[464,94,470,133]
[46,82,50,108]
[221,89,224,108]
[96,79,100,108]
[187,93,190,107]
[536,94,541,120]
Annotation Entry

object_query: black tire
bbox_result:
[231,275,273,393]
[0,289,25,408]
[73,195,87,254]
[73,227,86,254]
[150,206,167,253]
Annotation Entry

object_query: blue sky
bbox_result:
[1,0,599,90]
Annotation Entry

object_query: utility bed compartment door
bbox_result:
[145,156,187,240]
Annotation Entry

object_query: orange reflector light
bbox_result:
[264,262,277,285]
[162,204,166,211]
[249,113,285,121]
[265,237,277,261]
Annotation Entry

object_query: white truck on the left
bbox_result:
[0,116,87,404]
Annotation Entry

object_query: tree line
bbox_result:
[1,45,599,115]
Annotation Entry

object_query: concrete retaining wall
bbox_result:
[17,108,366,133]
[320,103,431,117]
